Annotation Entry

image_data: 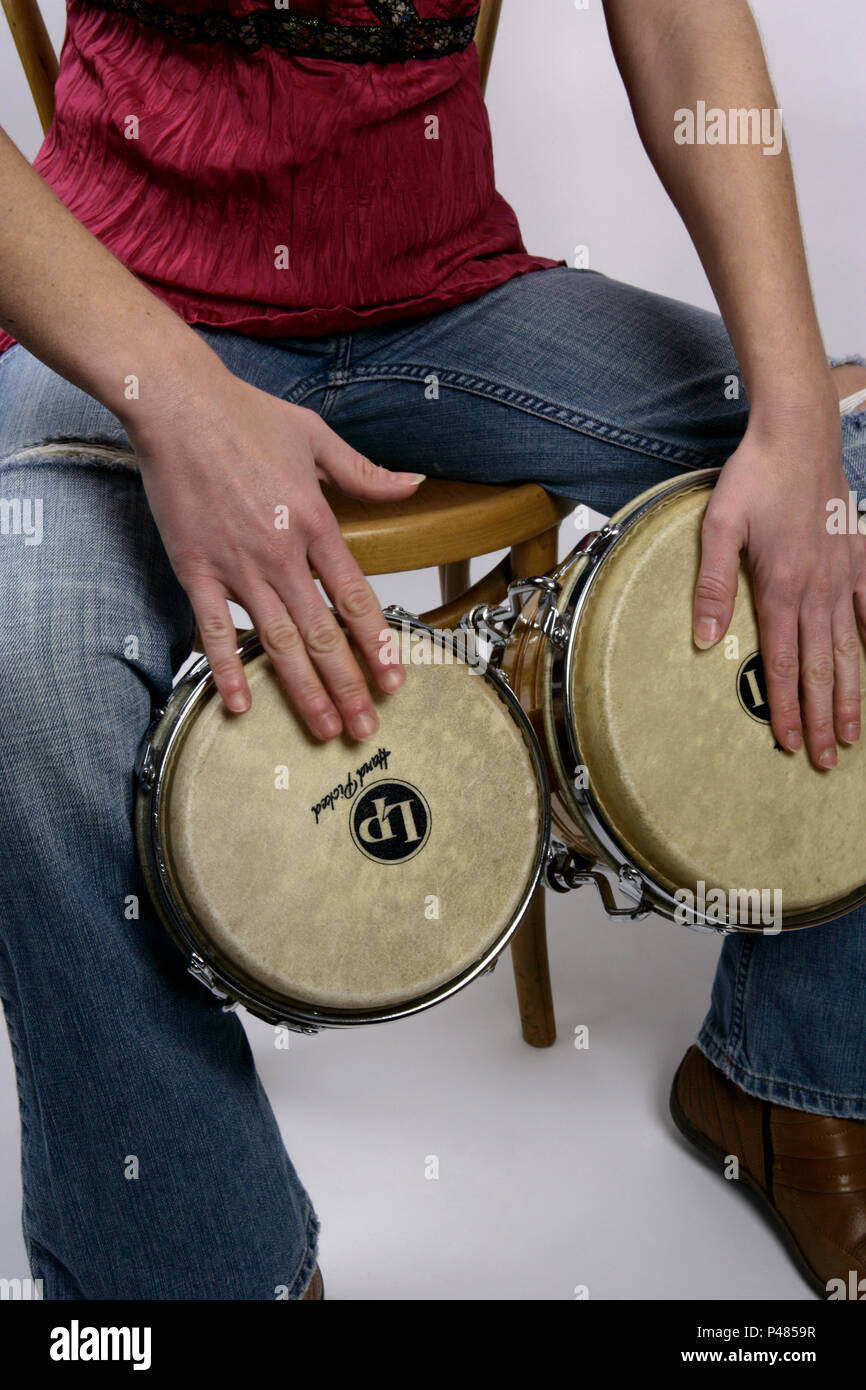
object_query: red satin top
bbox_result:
[0,0,560,355]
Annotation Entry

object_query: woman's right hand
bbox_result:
[124,358,425,740]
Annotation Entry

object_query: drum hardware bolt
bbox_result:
[457,605,508,662]
[584,523,620,555]
[557,522,620,572]
[482,960,498,976]
[187,951,237,1006]
[134,741,157,790]
[382,603,419,624]
[617,865,646,902]
[544,844,595,893]
[542,610,570,651]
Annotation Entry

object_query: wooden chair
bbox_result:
[2,0,573,1046]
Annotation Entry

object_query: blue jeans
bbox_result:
[1,264,865,1297]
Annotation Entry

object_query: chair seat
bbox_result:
[324,479,575,575]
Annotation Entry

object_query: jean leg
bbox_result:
[0,453,319,1297]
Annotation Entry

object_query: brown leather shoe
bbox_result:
[302,1264,324,1300]
[670,1045,866,1298]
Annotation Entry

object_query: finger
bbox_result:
[831,599,862,745]
[798,597,837,768]
[191,583,250,714]
[270,569,380,741]
[310,419,425,499]
[757,588,803,753]
[693,506,743,648]
[246,584,347,740]
[307,518,405,695]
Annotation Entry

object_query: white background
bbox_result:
[0,0,863,1300]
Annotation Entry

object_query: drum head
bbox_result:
[155,629,546,1017]
[566,477,866,918]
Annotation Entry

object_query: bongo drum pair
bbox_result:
[134,471,866,1033]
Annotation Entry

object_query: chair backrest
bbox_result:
[2,0,503,135]
[1,0,57,133]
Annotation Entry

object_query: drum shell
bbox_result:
[500,581,597,862]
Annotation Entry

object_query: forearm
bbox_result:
[0,124,227,430]
[602,0,835,425]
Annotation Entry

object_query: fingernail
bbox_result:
[320,714,342,738]
[786,730,802,751]
[227,690,250,713]
[818,748,837,768]
[694,618,720,649]
[842,722,860,744]
[351,712,377,739]
[404,473,426,485]
[381,667,405,692]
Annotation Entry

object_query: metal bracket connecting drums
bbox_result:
[544,845,652,920]
[459,574,568,653]
[455,524,622,654]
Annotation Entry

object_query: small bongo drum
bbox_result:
[135,622,549,1032]
[485,469,866,932]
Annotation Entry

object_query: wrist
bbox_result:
[744,370,840,443]
[112,333,233,447]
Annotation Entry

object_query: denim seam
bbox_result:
[286,1199,321,1300]
[314,334,354,422]
[290,362,731,470]
[725,932,755,1059]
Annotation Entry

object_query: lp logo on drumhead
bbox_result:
[737,651,771,723]
[350,779,431,864]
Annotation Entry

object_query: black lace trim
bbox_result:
[80,0,480,61]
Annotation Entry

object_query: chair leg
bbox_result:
[508,524,561,1047]
[438,559,471,604]
[510,885,556,1048]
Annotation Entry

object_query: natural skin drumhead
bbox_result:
[568,483,866,915]
[162,637,544,1010]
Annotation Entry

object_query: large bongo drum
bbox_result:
[489,469,866,932]
[135,621,549,1032]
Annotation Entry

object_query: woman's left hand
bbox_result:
[692,403,866,769]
